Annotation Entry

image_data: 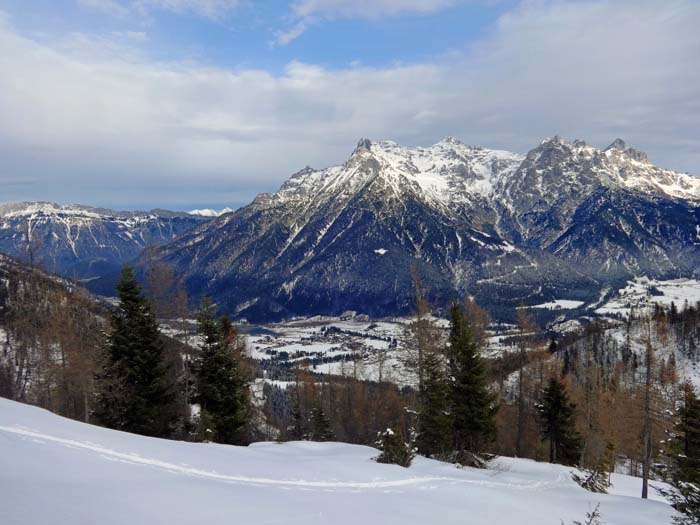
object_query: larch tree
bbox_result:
[516,308,537,458]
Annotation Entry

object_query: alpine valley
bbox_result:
[133,136,700,322]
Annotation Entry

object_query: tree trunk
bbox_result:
[516,361,526,457]
[641,328,654,499]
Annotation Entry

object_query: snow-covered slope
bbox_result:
[0,398,674,525]
[0,202,207,281]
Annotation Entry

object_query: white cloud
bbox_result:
[78,0,130,18]
[134,0,244,19]
[1,0,699,209]
[278,0,457,44]
[291,0,457,19]
[79,0,244,20]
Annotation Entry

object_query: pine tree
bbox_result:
[662,383,700,524]
[538,377,582,465]
[448,303,497,460]
[193,299,250,445]
[416,351,452,457]
[94,267,178,438]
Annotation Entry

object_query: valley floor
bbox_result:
[0,398,674,525]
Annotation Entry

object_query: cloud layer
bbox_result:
[278,0,457,44]
[1,0,699,209]
[79,0,244,20]
[291,0,457,19]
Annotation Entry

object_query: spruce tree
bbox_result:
[309,402,334,441]
[662,383,700,524]
[193,299,250,445]
[447,303,497,459]
[537,377,582,465]
[417,351,452,457]
[94,267,177,438]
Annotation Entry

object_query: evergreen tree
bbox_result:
[286,393,306,440]
[94,267,178,438]
[662,383,700,524]
[376,428,415,467]
[447,303,497,459]
[309,402,334,441]
[193,299,250,445]
[416,351,452,457]
[537,377,582,465]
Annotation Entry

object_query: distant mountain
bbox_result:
[0,202,209,282]
[124,137,700,321]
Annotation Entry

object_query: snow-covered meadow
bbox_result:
[0,398,675,524]
[596,277,700,316]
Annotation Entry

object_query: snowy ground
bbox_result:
[596,277,700,315]
[0,398,675,525]
[247,316,520,384]
[526,299,586,310]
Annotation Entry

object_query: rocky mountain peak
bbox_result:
[606,138,627,151]
[604,138,650,163]
[355,138,373,151]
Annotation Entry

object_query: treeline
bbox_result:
[0,261,255,446]
[264,301,575,468]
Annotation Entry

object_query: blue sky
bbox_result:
[0,0,698,210]
[1,1,510,72]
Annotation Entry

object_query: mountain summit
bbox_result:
[127,137,700,320]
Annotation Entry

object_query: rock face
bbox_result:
[138,137,700,320]
[0,202,207,281]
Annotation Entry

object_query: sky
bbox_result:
[0,0,698,211]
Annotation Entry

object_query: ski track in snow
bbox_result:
[0,425,567,493]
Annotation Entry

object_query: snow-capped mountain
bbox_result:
[0,202,208,281]
[134,136,700,321]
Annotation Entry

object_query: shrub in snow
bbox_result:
[375,428,416,468]
[571,466,610,494]
[438,449,491,469]
[563,504,604,525]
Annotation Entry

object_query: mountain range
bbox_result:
[2,136,699,321]
[132,136,700,321]
[0,202,207,281]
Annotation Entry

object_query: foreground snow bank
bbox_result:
[0,398,674,524]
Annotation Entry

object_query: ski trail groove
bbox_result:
[0,425,568,492]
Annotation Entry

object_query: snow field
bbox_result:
[0,398,675,525]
